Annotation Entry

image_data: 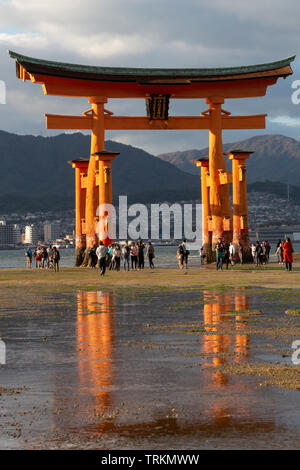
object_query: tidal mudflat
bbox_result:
[0,282,300,449]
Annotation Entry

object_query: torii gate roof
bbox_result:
[9,50,295,99]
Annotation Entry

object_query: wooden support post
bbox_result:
[75,166,83,259]
[95,151,119,247]
[82,96,107,266]
[227,150,253,262]
[194,157,212,261]
[70,160,89,266]
[207,97,232,249]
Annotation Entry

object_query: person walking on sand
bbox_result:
[137,239,145,269]
[282,237,293,271]
[276,240,284,264]
[215,238,225,271]
[251,243,256,264]
[89,245,98,268]
[47,245,53,268]
[35,246,43,269]
[199,246,206,265]
[255,241,263,267]
[229,242,236,265]
[238,242,243,264]
[130,241,138,270]
[96,241,108,276]
[260,242,267,265]
[108,244,114,270]
[25,247,32,268]
[122,241,130,271]
[53,246,60,272]
[42,246,48,268]
[265,240,271,262]
[112,244,122,271]
[183,240,189,269]
[177,239,187,270]
[223,242,230,270]
[146,242,155,269]
[177,243,184,269]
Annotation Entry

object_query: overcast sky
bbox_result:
[0,0,300,154]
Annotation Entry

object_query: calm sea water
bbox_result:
[1,243,299,269]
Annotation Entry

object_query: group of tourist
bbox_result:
[251,238,293,270]
[93,236,294,275]
[25,237,295,274]
[210,237,294,271]
[250,240,271,266]
[209,238,249,271]
[25,245,60,272]
[88,240,155,276]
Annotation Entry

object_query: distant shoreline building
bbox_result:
[44,222,60,243]
[24,224,39,244]
[0,221,22,247]
[0,220,12,247]
[12,224,22,245]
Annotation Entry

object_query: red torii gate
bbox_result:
[9,51,294,264]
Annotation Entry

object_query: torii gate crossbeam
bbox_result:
[45,113,266,131]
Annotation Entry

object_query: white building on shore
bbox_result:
[12,224,22,245]
[24,224,39,244]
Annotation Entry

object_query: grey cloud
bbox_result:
[0,0,299,154]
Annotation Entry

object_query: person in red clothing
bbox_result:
[282,237,293,271]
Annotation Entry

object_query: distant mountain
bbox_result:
[157,148,207,175]
[1,130,300,214]
[158,134,300,185]
[0,130,200,212]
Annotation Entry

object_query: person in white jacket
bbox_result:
[96,241,108,276]
[229,242,236,265]
[112,244,122,271]
[251,243,256,263]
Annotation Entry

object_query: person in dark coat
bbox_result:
[53,247,60,272]
[137,239,145,269]
[223,242,230,270]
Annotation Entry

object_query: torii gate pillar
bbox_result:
[94,150,119,247]
[227,150,253,262]
[82,97,107,266]
[70,160,89,266]
[207,97,233,248]
[194,157,213,261]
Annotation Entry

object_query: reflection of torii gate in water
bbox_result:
[71,288,275,439]
[71,289,277,440]
[9,51,295,264]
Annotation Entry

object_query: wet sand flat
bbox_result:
[1,262,300,292]
[0,277,300,449]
